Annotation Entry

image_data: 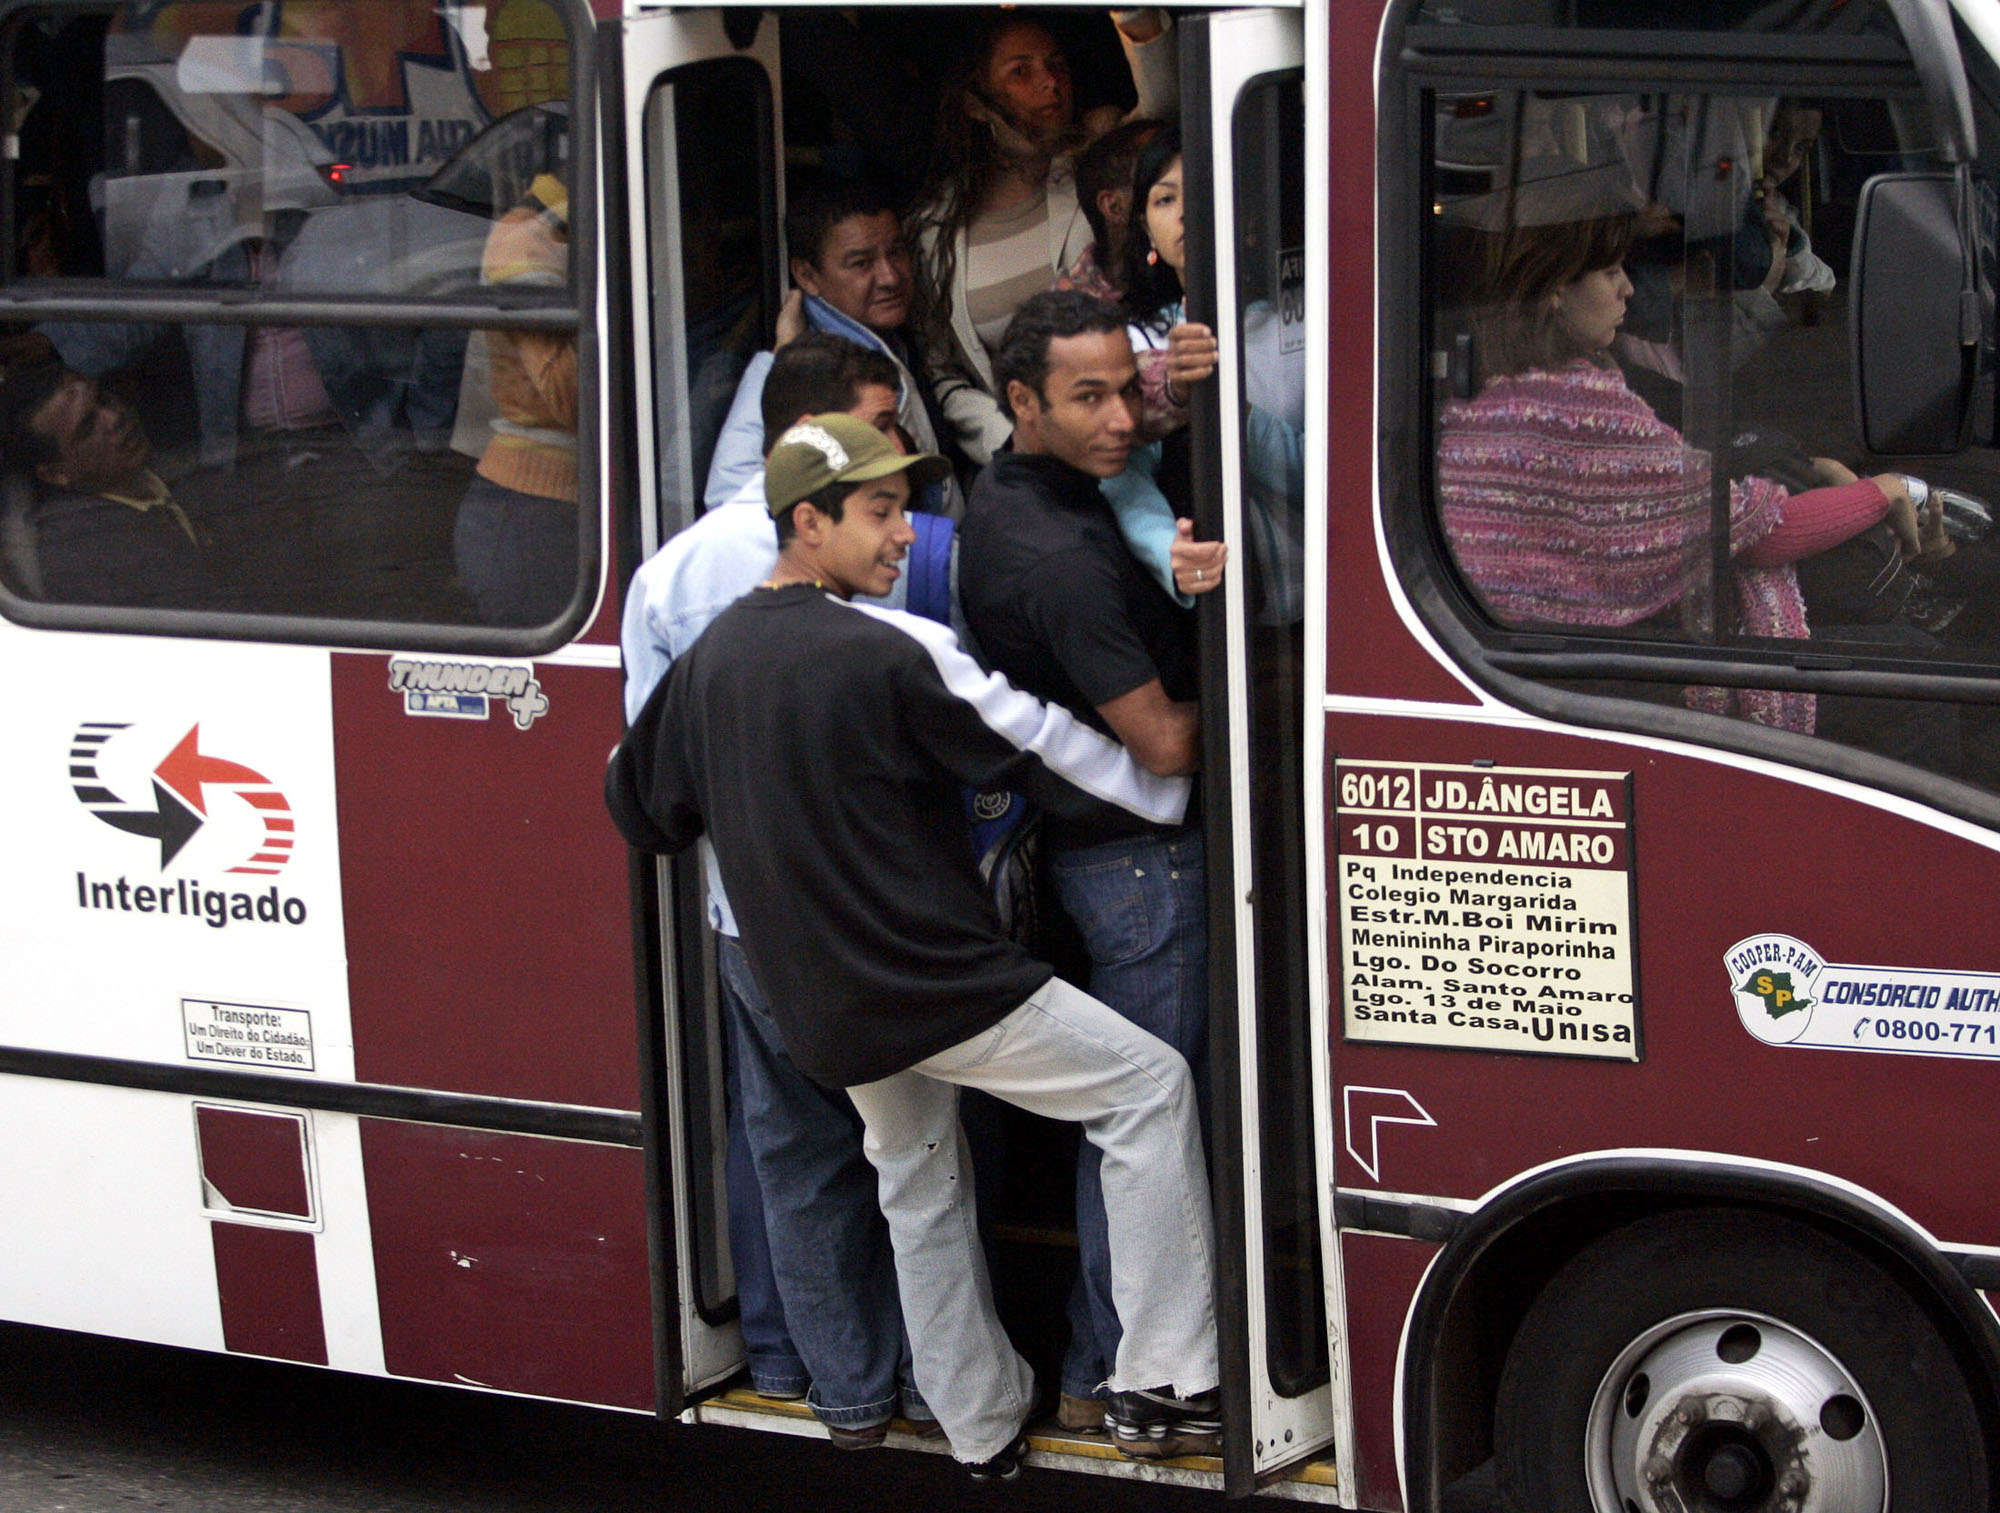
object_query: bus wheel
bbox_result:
[1492,1208,1985,1513]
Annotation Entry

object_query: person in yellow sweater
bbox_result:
[452,172,579,626]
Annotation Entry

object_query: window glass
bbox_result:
[1234,71,1324,1397]
[643,58,776,536]
[1413,0,1910,42]
[0,1,583,631]
[21,0,572,296]
[1426,83,2000,794]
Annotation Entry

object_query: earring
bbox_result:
[1146,248,1159,266]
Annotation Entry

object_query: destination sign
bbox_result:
[1335,760,1639,1061]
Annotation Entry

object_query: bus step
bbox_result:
[690,1387,1342,1500]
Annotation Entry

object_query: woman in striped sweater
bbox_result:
[1435,192,1946,734]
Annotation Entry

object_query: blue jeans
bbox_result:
[451,473,578,627]
[718,936,930,1429]
[847,976,1217,1462]
[723,1028,808,1401]
[1048,828,1209,1399]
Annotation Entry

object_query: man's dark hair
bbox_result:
[992,289,1127,419]
[771,478,857,544]
[786,176,903,271]
[760,333,902,448]
[0,360,67,474]
[1076,118,1161,253]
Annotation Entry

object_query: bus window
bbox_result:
[1414,61,2000,806]
[1412,0,1914,33]
[0,0,586,641]
[642,57,777,538]
[1229,68,1321,1397]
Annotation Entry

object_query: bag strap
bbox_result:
[904,511,955,628]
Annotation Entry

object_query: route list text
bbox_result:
[1336,761,1639,1060]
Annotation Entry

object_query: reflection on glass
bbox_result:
[1428,86,2000,793]
[0,0,581,627]
[454,123,579,627]
[1235,72,1324,1400]
[1413,0,1910,41]
[75,0,575,295]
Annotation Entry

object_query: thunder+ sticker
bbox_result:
[387,657,548,728]
[1728,933,2000,1059]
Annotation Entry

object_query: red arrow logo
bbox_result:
[155,726,270,815]
[152,726,296,875]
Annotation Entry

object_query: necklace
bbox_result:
[757,575,825,592]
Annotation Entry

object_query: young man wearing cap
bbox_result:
[618,333,932,1446]
[607,414,1220,1478]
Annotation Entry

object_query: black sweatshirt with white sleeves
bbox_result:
[605,583,1190,1088]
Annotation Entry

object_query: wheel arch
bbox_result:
[1397,1153,2000,1513]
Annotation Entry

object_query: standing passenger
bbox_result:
[621,334,930,1447]
[913,10,1177,466]
[1055,118,1161,301]
[607,414,1221,1476]
[454,172,579,626]
[706,180,963,517]
[957,288,1219,1439]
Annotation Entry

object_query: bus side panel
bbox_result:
[1325,709,2000,1241]
[1341,1231,1437,1513]
[331,653,637,1110]
[1,632,353,1073]
[211,1223,328,1364]
[0,1083,395,1380]
[360,1119,653,1409]
[0,1077,228,1349]
[1324,0,1472,709]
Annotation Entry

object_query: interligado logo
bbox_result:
[70,722,309,930]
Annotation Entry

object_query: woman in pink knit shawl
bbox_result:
[1436,190,1945,734]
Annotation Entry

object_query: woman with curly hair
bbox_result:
[911,9,1176,466]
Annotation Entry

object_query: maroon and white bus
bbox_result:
[5,0,2000,1507]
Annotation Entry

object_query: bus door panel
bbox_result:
[618,6,783,1398]
[1180,8,1342,1494]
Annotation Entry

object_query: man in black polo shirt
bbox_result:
[607,414,1221,1476]
[957,288,1223,1435]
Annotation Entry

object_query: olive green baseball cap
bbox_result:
[764,412,952,517]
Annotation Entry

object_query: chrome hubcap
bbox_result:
[1586,1311,1886,1513]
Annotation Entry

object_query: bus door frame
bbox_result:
[1180,5,1348,1497]
[613,5,785,1403]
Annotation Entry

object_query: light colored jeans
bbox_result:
[846,975,1218,1462]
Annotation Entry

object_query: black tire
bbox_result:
[1493,1207,1986,1512]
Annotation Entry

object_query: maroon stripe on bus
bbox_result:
[331,654,638,1109]
[362,1119,653,1410]
[212,1223,328,1365]
[196,1105,312,1219]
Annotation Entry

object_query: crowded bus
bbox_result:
[3,0,2000,1507]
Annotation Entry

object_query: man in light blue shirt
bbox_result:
[623,334,928,721]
